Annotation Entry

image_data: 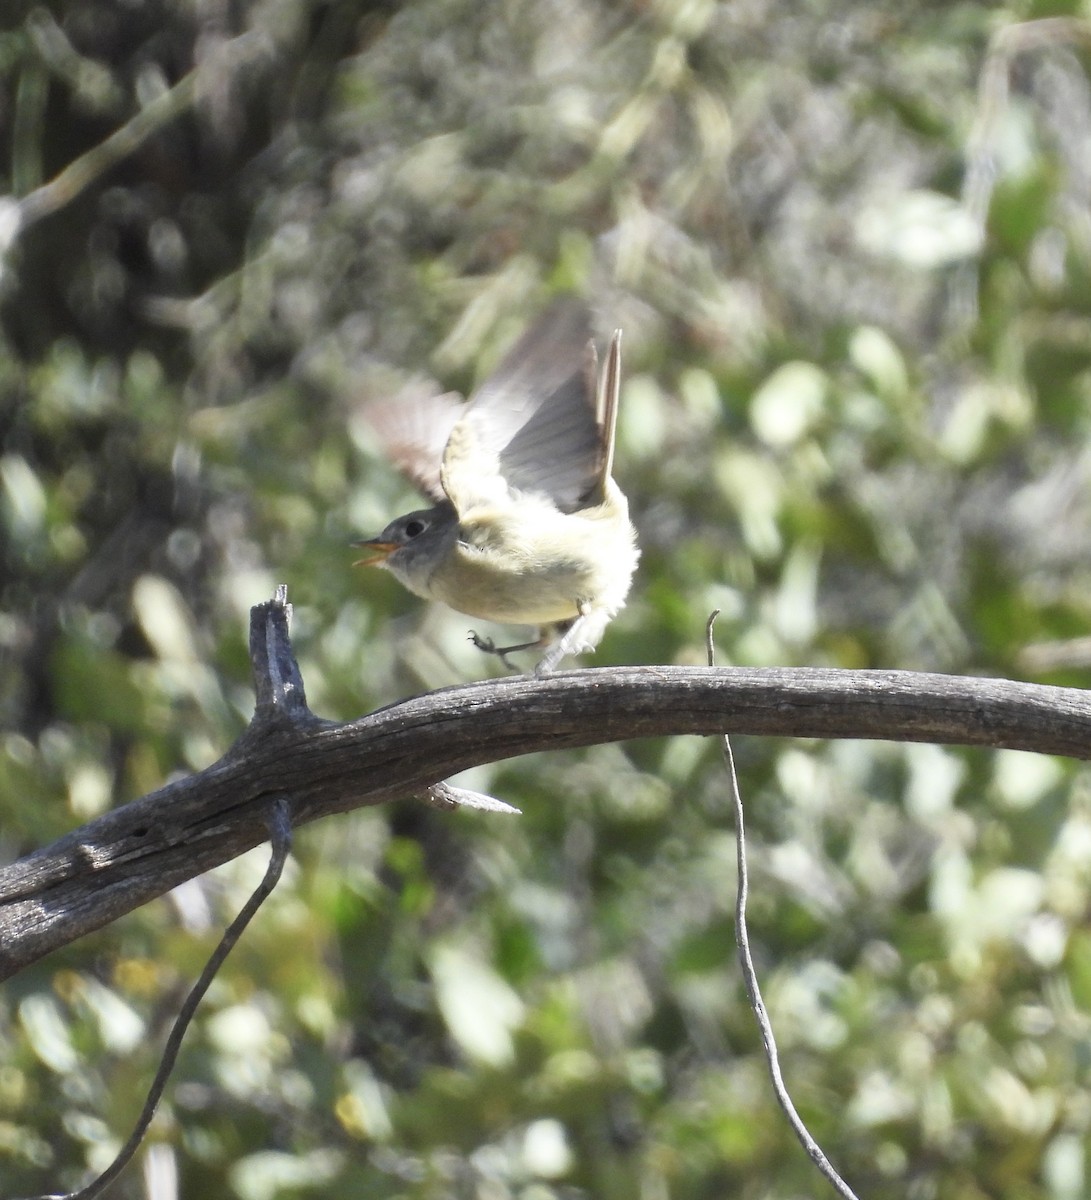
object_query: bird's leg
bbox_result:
[533,642,566,676]
[469,631,545,672]
[533,608,587,677]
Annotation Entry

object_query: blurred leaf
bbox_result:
[50,631,148,731]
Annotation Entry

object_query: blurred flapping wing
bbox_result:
[360,380,464,503]
[443,299,608,515]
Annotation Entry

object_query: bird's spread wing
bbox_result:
[442,299,609,515]
[360,381,464,503]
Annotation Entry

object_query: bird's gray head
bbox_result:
[352,502,459,594]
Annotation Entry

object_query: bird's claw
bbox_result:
[469,631,532,672]
[469,631,517,671]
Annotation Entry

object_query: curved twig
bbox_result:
[14,798,293,1200]
[707,613,859,1200]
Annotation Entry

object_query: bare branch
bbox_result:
[1,588,1089,980]
[249,583,321,725]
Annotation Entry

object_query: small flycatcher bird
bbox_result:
[353,299,639,674]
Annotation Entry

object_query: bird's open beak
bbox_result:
[351,539,397,567]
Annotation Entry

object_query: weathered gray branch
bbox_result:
[2,587,1089,980]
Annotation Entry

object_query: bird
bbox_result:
[353,299,639,674]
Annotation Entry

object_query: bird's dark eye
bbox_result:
[404,519,426,538]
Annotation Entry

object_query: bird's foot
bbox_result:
[468,631,542,673]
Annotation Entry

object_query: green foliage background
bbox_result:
[3,1,1091,1196]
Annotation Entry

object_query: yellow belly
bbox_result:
[427,500,637,628]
